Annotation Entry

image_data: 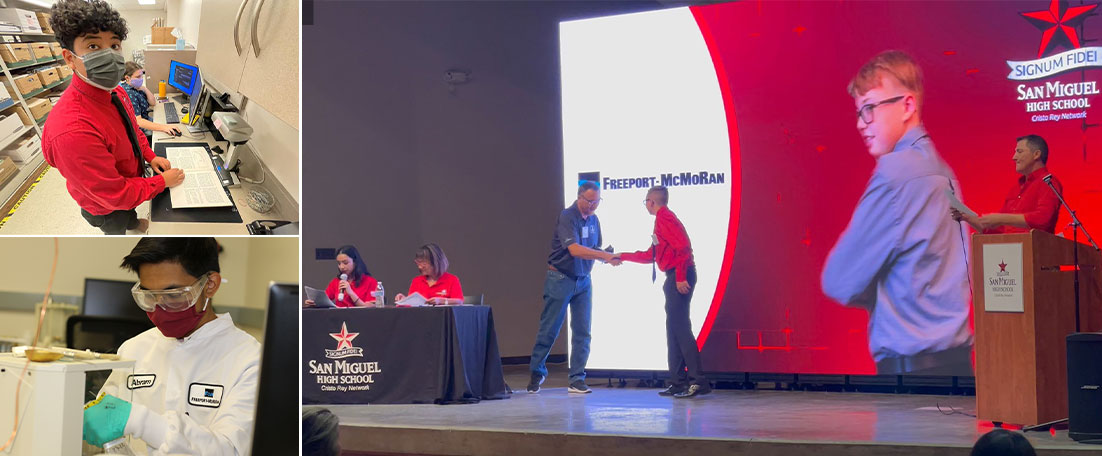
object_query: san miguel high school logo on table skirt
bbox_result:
[307,321,384,393]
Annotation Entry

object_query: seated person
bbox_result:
[83,237,260,454]
[304,245,378,307]
[120,61,179,145]
[394,243,464,305]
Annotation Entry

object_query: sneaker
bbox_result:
[658,384,687,397]
[568,380,591,394]
[673,383,712,399]
[526,373,544,393]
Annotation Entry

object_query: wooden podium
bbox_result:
[972,230,1102,426]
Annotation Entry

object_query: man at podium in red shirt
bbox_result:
[953,135,1062,234]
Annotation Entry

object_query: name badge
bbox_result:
[127,374,156,390]
[652,234,659,246]
[188,383,225,408]
[582,226,589,239]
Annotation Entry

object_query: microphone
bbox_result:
[1043,174,1053,184]
[337,273,348,301]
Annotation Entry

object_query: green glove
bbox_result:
[82,393,132,447]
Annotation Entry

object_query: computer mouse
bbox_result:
[182,107,189,114]
[172,130,182,137]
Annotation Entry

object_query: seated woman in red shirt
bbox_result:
[394,243,464,306]
[304,245,378,308]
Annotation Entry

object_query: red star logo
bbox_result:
[999,260,1008,273]
[329,322,359,350]
[1021,0,1099,58]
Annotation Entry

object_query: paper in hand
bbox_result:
[944,188,977,217]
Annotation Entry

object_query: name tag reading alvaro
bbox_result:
[127,374,156,390]
[188,383,225,408]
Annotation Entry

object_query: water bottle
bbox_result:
[372,282,385,308]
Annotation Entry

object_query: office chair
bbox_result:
[462,294,484,306]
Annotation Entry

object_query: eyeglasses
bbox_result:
[131,274,209,313]
[580,195,602,206]
[856,95,905,124]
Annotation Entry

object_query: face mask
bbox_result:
[129,77,143,89]
[147,297,209,338]
[74,49,126,91]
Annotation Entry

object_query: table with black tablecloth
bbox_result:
[302,306,510,405]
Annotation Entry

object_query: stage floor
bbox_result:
[328,365,1093,456]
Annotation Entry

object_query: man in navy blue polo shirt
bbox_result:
[528,181,621,394]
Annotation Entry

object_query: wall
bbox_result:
[303,1,663,358]
[116,8,167,63]
[166,0,203,49]
[0,237,298,343]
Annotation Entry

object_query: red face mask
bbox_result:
[147,298,208,338]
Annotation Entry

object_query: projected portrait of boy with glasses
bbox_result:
[821,50,974,376]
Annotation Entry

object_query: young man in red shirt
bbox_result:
[44,0,184,235]
[953,135,1062,234]
[619,186,711,398]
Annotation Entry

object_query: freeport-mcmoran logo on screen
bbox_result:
[584,171,726,191]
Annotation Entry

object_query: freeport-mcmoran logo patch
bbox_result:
[187,383,223,408]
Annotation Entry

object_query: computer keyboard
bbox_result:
[163,102,180,124]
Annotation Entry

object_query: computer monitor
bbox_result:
[167,60,200,96]
[188,72,206,127]
[82,278,147,321]
[250,283,298,455]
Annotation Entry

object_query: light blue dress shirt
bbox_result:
[822,126,973,361]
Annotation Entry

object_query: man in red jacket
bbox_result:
[43,0,184,234]
[619,186,711,398]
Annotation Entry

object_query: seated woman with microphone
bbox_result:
[394,243,464,306]
[304,245,378,307]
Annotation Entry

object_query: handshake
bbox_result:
[601,246,623,266]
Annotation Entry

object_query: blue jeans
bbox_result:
[530,269,592,383]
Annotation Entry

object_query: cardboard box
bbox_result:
[0,156,16,189]
[0,113,22,141]
[152,26,175,45]
[35,67,58,86]
[0,43,31,64]
[57,65,72,80]
[13,104,31,126]
[30,43,51,60]
[0,135,39,162]
[35,12,52,34]
[0,8,41,34]
[27,98,50,120]
[0,83,10,104]
[49,42,62,57]
[10,73,41,96]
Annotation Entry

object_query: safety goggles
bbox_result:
[131,274,209,312]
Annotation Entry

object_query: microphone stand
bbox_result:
[1024,176,1099,433]
[1044,175,1099,333]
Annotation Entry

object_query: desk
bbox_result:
[149,97,298,234]
[302,306,510,405]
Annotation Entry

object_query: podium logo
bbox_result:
[989,259,1018,290]
[325,321,364,359]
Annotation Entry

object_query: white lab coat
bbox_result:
[100,313,261,456]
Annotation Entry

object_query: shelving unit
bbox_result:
[0,10,66,217]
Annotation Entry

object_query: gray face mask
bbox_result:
[74,48,126,91]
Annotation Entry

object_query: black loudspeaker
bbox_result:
[1068,333,1102,444]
